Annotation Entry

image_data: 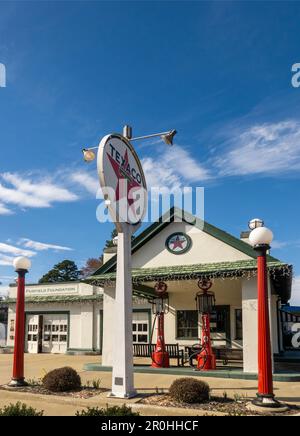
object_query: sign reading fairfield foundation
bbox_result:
[97,132,147,399]
[98,133,147,229]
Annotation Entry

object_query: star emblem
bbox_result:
[107,147,141,207]
[171,236,185,250]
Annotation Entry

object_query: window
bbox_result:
[235,309,243,340]
[177,310,198,339]
[132,321,148,343]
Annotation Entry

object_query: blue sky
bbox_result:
[0,1,300,303]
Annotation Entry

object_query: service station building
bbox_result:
[6,208,292,374]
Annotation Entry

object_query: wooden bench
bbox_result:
[212,347,243,365]
[133,343,184,367]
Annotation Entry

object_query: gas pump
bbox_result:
[150,281,170,368]
[195,279,216,371]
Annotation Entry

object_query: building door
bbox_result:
[132,311,149,344]
[26,314,39,353]
[210,305,231,347]
[42,314,68,354]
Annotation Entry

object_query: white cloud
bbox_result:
[290,276,300,306]
[271,240,289,250]
[0,203,12,215]
[70,171,99,196]
[0,172,78,209]
[18,238,72,252]
[215,120,300,176]
[142,145,210,191]
[0,242,36,258]
[0,253,16,266]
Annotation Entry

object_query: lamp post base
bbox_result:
[248,394,289,413]
[8,378,28,388]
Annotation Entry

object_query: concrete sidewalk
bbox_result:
[0,354,299,416]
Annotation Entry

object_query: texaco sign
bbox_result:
[97,133,147,228]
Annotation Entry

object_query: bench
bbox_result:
[133,343,184,367]
[185,345,243,366]
[212,347,243,365]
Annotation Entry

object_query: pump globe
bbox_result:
[249,227,274,247]
[13,256,31,272]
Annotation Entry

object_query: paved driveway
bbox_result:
[0,354,299,415]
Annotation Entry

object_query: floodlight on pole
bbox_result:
[82,126,177,162]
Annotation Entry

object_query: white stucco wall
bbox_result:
[132,222,252,268]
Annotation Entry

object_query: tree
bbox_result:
[39,260,80,284]
[105,228,118,248]
[80,256,103,278]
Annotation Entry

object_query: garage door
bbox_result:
[43,314,68,354]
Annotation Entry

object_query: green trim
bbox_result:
[82,364,300,382]
[86,259,289,284]
[89,207,282,279]
[165,232,192,255]
[6,294,103,305]
[9,281,83,288]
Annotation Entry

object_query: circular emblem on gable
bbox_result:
[165,232,192,255]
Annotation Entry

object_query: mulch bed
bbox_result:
[141,394,300,416]
[0,384,108,399]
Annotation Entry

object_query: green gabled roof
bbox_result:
[5,294,103,305]
[86,259,290,286]
[90,207,281,278]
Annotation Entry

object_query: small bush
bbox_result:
[42,366,81,392]
[169,378,210,404]
[0,402,44,416]
[76,404,140,416]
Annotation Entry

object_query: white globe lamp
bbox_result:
[13,257,31,272]
[249,227,274,247]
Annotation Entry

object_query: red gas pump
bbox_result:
[150,282,170,368]
[195,279,216,371]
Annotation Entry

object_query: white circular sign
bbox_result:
[97,134,147,227]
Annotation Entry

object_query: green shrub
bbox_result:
[76,404,140,416]
[169,378,210,404]
[0,402,44,416]
[42,366,81,392]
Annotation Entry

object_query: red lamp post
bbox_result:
[151,282,170,368]
[195,279,216,371]
[249,219,282,408]
[9,256,31,387]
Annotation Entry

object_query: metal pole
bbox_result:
[9,269,28,387]
[252,244,282,408]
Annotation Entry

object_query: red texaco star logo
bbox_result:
[171,235,185,250]
[107,148,141,206]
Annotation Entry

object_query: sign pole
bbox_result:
[97,129,147,399]
[110,223,136,398]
